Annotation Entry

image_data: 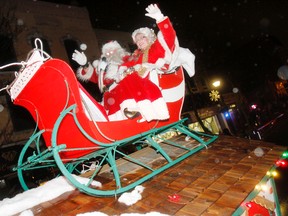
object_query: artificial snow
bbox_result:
[19,210,34,216]
[118,185,145,206]
[0,176,164,216]
[0,175,101,216]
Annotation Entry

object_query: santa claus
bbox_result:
[72,40,130,93]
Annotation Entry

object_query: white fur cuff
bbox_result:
[76,64,94,82]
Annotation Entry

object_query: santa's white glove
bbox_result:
[145,4,164,22]
[72,50,87,66]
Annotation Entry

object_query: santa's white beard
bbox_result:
[105,63,119,80]
[104,49,128,80]
[105,49,126,65]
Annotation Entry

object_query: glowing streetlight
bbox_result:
[212,80,221,88]
[210,80,222,102]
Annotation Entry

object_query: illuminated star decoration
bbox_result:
[209,90,220,101]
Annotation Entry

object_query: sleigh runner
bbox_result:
[5,45,217,196]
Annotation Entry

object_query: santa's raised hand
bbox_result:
[145,4,164,22]
[72,50,87,66]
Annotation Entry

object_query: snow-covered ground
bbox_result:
[0,176,168,216]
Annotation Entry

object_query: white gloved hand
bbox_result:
[145,4,164,22]
[72,50,87,66]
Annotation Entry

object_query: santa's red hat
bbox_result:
[132,27,156,44]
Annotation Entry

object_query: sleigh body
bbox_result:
[9,49,217,196]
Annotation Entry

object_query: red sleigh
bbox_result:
[7,45,217,196]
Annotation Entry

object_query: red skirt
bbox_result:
[103,72,169,121]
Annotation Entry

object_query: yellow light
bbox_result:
[261,184,268,191]
[267,170,278,177]
[212,80,221,87]
[255,184,269,191]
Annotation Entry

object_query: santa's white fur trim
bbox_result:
[76,63,94,82]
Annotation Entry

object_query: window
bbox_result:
[63,38,80,71]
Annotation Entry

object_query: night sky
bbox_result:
[41,0,288,96]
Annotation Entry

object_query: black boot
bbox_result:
[124,108,141,119]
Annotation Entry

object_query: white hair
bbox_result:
[101,41,122,55]
[101,41,130,64]
[132,27,156,44]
